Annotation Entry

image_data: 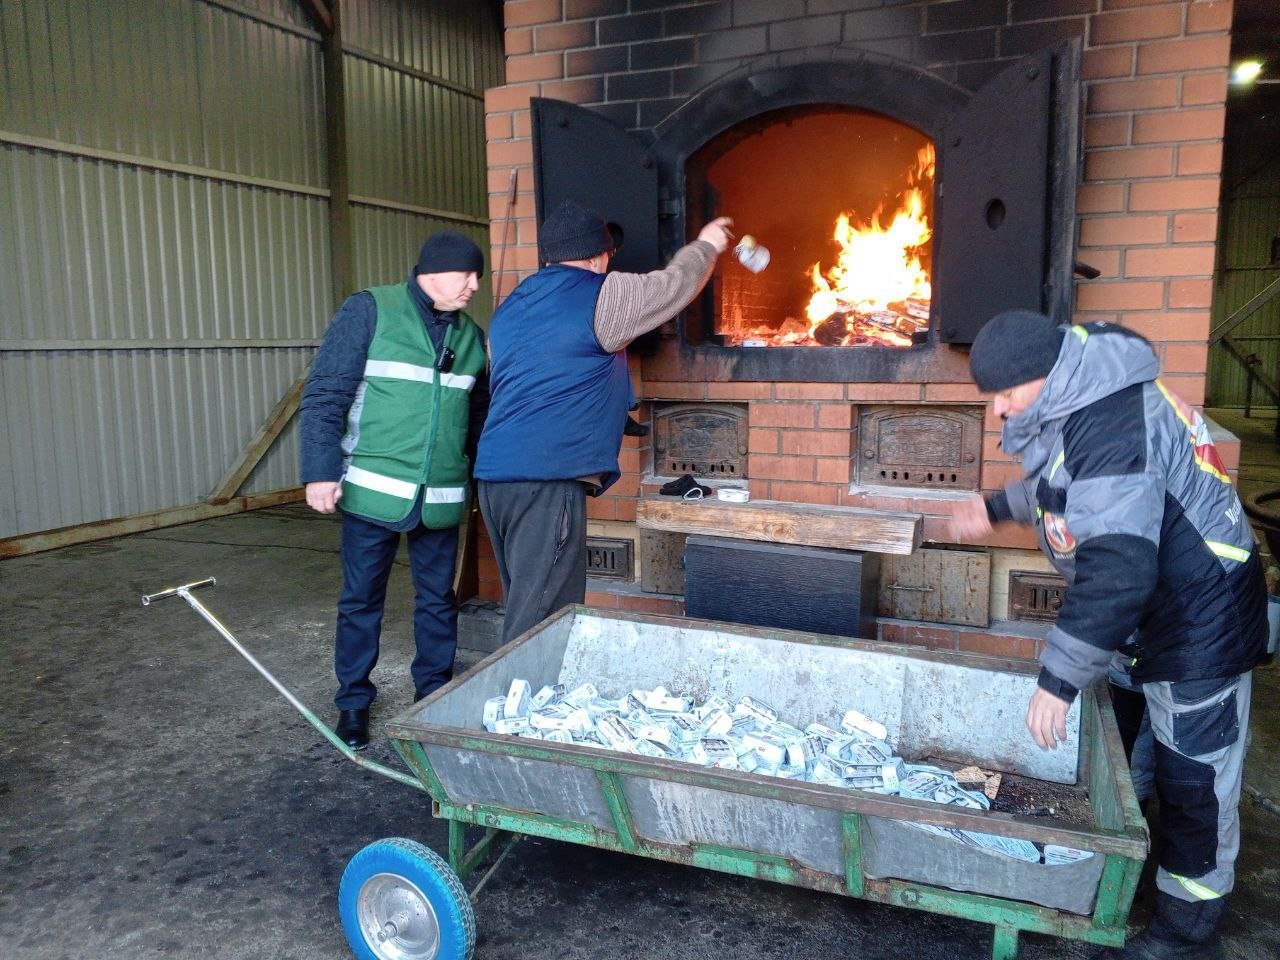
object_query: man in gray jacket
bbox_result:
[950,309,1267,960]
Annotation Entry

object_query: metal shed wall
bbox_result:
[0,0,501,541]
[1206,104,1280,410]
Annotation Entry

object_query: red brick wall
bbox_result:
[477,0,1237,605]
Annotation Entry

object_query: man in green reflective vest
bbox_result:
[300,232,489,750]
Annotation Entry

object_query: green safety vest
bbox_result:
[339,283,486,529]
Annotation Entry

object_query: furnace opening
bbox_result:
[686,106,936,348]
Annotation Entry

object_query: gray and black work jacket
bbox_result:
[987,323,1267,702]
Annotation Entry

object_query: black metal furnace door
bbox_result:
[934,40,1081,344]
[530,98,660,274]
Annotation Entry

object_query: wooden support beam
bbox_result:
[298,0,332,35]
[0,488,306,559]
[636,496,921,556]
[1208,274,1280,345]
[319,0,352,309]
[1219,335,1280,406]
[208,374,307,505]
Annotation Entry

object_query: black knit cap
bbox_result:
[969,309,1066,392]
[539,200,614,263]
[417,231,484,277]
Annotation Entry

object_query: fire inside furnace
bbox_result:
[686,108,936,348]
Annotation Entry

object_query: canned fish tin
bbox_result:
[804,722,843,742]
[736,695,778,723]
[840,709,888,742]
[701,709,733,737]
[596,716,634,749]
[492,716,530,736]
[531,683,564,710]
[504,678,531,719]
[743,732,788,767]
[734,235,771,273]
[482,695,507,731]
[564,682,598,707]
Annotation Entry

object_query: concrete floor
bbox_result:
[2,416,1280,959]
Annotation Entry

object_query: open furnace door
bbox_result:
[935,41,1081,344]
[531,98,660,274]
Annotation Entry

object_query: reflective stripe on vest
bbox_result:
[1206,540,1251,563]
[344,465,417,500]
[364,359,476,391]
[423,486,466,504]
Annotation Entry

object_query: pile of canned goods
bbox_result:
[481,679,1093,865]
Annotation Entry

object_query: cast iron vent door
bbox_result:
[585,537,634,581]
[934,40,1081,344]
[531,98,660,274]
[1009,571,1067,622]
[652,403,748,479]
[856,406,983,490]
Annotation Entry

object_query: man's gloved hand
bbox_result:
[660,474,712,498]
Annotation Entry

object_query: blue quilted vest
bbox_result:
[474,265,628,493]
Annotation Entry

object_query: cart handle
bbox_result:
[142,578,426,792]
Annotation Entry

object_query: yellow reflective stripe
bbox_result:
[1071,324,1089,343]
[1170,874,1222,900]
[1155,379,1193,430]
[1048,450,1065,481]
[1206,540,1250,563]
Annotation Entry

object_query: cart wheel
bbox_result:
[339,837,476,960]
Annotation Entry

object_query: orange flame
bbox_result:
[804,144,935,339]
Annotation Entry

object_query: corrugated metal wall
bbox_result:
[1207,106,1280,410]
[0,0,502,539]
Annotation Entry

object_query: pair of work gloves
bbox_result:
[660,474,712,498]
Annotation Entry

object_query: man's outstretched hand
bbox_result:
[948,495,993,541]
[1026,687,1070,750]
[697,217,735,254]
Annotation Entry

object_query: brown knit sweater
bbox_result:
[593,240,718,353]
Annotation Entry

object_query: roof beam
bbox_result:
[298,0,332,36]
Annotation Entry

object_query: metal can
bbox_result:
[734,235,771,273]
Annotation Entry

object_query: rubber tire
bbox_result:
[338,837,476,960]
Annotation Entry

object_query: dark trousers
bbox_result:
[477,479,586,643]
[334,511,459,710]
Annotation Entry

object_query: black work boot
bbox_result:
[335,708,370,750]
[1098,890,1226,959]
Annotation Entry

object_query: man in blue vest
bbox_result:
[475,200,733,644]
[300,232,490,749]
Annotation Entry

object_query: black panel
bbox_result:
[683,536,880,639]
[531,98,660,274]
[934,41,1081,344]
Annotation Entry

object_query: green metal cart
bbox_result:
[147,581,1148,960]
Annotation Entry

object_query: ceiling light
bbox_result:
[1232,60,1264,85]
